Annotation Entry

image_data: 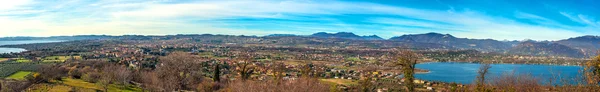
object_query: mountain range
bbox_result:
[1,32,598,58]
[273,32,598,58]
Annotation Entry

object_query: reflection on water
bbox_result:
[415,62,583,85]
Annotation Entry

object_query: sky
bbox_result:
[0,0,598,41]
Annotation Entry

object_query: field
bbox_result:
[15,58,32,63]
[29,78,143,92]
[42,56,81,63]
[0,58,7,62]
[320,79,359,86]
[6,71,32,80]
[0,63,40,77]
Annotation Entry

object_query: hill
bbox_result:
[389,33,512,52]
[508,41,585,58]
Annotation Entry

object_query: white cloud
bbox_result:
[0,0,596,41]
[560,12,600,27]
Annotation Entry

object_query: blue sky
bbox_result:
[0,0,598,40]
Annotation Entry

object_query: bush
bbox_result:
[82,72,101,83]
[490,73,542,91]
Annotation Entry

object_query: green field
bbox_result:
[15,58,32,63]
[0,63,40,77]
[42,56,80,63]
[29,78,143,92]
[6,71,32,80]
[320,79,358,86]
[61,78,143,92]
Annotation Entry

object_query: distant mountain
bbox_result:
[0,35,116,41]
[389,32,512,52]
[362,35,384,40]
[555,35,600,58]
[508,41,584,58]
[265,34,297,37]
[310,32,384,40]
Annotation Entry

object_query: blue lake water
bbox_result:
[0,40,65,53]
[415,62,583,85]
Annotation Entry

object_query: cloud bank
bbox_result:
[0,0,598,41]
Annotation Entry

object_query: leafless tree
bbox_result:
[156,52,205,91]
[235,55,255,81]
[475,62,491,91]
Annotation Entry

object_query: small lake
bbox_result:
[0,40,65,53]
[415,62,583,85]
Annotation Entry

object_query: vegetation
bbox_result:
[397,50,419,91]
[0,58,7,62]
[6,71,32,80]
[0,34,598,92]
[475,63,491,91]
[320,79,358,86]
[0,63,39,77]
[15,58,32,63]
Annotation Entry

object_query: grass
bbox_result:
[6,71,32,80]
[42,56,81,63]
[59,78,143,92]
[0,58,7,62]
[16,58,32,63]
[320,79,359,86]
[61,78,102,89]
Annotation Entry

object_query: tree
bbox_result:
[584,54,600,85]
[270,62,287,84]
[235,54,255,81]
[29,65,68,83]
[213,60,222,82]
[358,65,379,92]
[396,49,419,91]
[476,63,492,91]
[237,61,255,81]
[99,64,132,91]
[156,52,205,91]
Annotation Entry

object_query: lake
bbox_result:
[0,40,65,53]
[415,62,583,85]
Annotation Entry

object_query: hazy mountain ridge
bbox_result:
[509,41,585,58]
[389,33,512,52]
[555,36,600,58]
[310,32,384,40]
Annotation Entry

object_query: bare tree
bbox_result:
[490,72,541,91]
[28,65,68,83]
[269,62,287,84]
[475,62,491,91]
[358,65,379,92]
[235,55,255,81]
[98,64,132,91]
[156,52,206,91]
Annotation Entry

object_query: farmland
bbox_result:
[42,56,80,63]
[28,78,143,92]
[320,79,359,86]
[0,63,40,77]
[0,58,7,62]
[6,71,32,80]
[15,58,32,63]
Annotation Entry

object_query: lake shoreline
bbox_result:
[0,40,66,54]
